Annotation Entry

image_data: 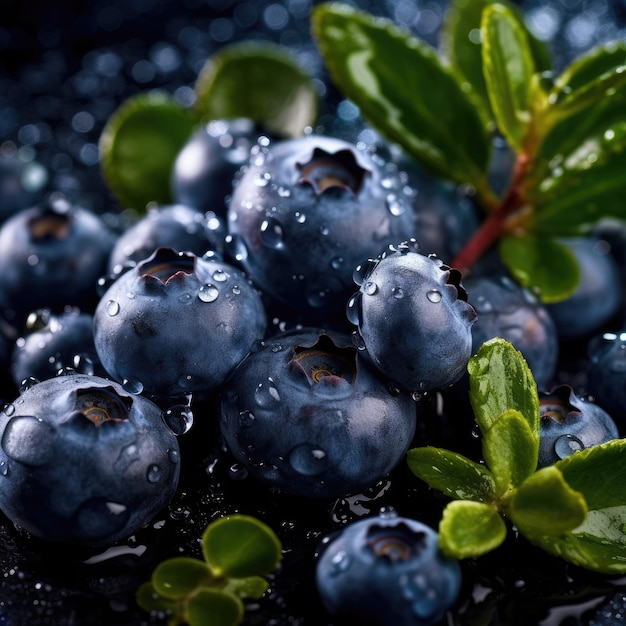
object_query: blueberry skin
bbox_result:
[315,512,462,626]
[93,247,267,397]
[107,203,226,275]
[347,240,477,394]
[11,309,105,387]
[0,373,180,546]
[587,330,626,424]
[219,328,416,499]
[171,118,270,218]
[0,196,116,329]
[226,134,417,316]
[538,384,619,468]
[463,274,558,390]
[546,237,622,341]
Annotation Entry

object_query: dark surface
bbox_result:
[1,1,626,625]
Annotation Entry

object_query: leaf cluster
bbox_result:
[311,1,626,302]
[406,338,626,574]
[136,514,283,626]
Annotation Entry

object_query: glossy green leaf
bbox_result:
[547,41,626,121]
[499,233,580,303]
[509,465,587,535]
[442,0,551,125]
[481,3,536,150]
[468,338,539,434]
[482,409,539,496]
[152,557,213,600]
[407,446,496,502]
[519,440,626,573]
[98,91,194,212]
[135,581,179,614]
[193,41,318,138]
[311,2,491,189]
[439,500,508,559]
[202,514,282,579]
[186,589,244,626]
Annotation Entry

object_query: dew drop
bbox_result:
[294,211,306,223]
[178,292,193,304]
[330,256,344,270]
[238,409,256,428]
[254,379,281,408]
[3,404,15,417]
[351,331,366,351]
[0,460,8,476]
[198,283,219,302]
[163,405,194,435]
[289,443,328,475]
[73,354,95,375]
[392,286,404,299]
[554,434,585,460]
[105,300,120,316]
[122,377,144,395]
[212,269,228,282]
[260,218,284,249]
[346,293,362,326]
[146,464,161,483]
[232,285,241,295]
[2,416,53,465]
[426,289,442,303]
[229,462,249,481]
[364,281,378,295]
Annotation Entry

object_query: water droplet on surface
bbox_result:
[364,281,378,295]
[346,293,362,326]
[198,284,219,302]
[260,218,284,249]
[554,434,585,459]
[392,286,404,299]
[122,377,144,395]
[426,289,442,303]
[178,292,193,304]
[163,405,194,435]
[105,300,120,316]
[2,416,53,465]
[3,404,15,417]
[294,211,306,223]
[238,409,256,428]
[229,462,249,481]
[351,331,366,351]
[289,443,327,475]
[212,269,228,282]
[330,550,352,575]
[146,464,161,483]
[254,379,280,408]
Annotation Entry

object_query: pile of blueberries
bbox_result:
[1,1,626,625]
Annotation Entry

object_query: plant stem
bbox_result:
[451,153,530,274]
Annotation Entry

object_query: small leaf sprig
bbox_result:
[136,514,282,626]
[406,338,626,574]
[311,0,626,302]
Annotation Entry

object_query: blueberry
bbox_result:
[93,247,267,397]
[587,330,626,425]
[226,134,417,317]
[463,273,559,390]
[219,327,416,499]
[538,384,619,468]
[171,118,273,219]
[545,237,623,341]
[0,195,116,330]
[11,308,105,387]
[107,203,226,276]
[0,373,180,546]
[347,239,477,394]
[315,510,462,626]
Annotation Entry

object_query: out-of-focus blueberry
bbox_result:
[315,510,462,626]
[107,203,226,276]
[0,373,180,546]
[463,273,559,390]
[546,237,623,341]
[219,328,416,499]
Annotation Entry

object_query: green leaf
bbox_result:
[98,90,194,212]
[202,514,282,579]
[442,0,551,125]
[509,465,588,535]
[520,440,626,573]
[482,408,539,496]
[439,500,508,559]
[194,40,318,138]
[152,557,213,600]
[481,3,536,150]
[547,41,626,121]
[223,576,269,600]
[135,581,179,614]
[311,2,491,189]
[185,588,244,626]
[468,337,539,434]
[406,446,496,502]
[499,233,580,302]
